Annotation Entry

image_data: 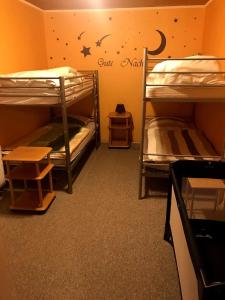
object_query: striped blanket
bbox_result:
[144,117,218,162]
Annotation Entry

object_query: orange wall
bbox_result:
[0,0,49,147]
[44,7,205,143]
[195,0,225,154]
[0,0,47,73]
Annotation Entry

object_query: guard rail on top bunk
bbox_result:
[0,69,100,194]
[139,48,225,199]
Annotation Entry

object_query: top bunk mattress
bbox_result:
[146,85,225,101]
[0,67,94,105]
[145,56,225,101]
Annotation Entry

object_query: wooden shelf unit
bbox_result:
[108,112,133,148]
[3,146,56,212]
[184,177,225,217]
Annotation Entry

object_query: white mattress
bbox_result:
[0,67,94,105]
[146,56,225,100]
[143,117,219,163]
[146,85,225,101]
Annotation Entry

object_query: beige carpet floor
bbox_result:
[0,144,181,300]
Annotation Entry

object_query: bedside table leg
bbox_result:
[37,181,43,207]
[48,171,53,193]
[216,189,224,210]
[8,179,15,206]
[6,162,15,205]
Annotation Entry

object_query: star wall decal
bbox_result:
[78,31,85,40]
[81,46,91,57]
[95,34,111,47]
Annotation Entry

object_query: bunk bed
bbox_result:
[139,49,225,198]
[0,67,100,193]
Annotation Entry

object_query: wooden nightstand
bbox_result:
[3,146,56,212]
[108,112,133,148]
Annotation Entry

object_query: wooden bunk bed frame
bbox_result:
[139,48,225,199]
[0,69,100,194]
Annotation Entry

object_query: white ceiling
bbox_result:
[24,0,211,10]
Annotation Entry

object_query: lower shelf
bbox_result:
[109,139,131,148]
[10,190,56,212]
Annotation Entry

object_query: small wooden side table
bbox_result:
[3,146,56,212]
[185,177,225,217]
[108,112,133,148]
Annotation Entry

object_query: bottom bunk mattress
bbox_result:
[143,117,219,163]
[3,115,95,166]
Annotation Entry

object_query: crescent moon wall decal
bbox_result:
[148,30,166,55]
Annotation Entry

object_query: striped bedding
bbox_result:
[143,117,219,162]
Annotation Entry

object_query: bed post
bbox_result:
[94,70,101,148]
[222,140,225,161]
[138,48,148,199]
[59,76,73,194]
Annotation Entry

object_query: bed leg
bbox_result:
[138,172,143,199]
[67,168,73,194]
[67,183,73,194]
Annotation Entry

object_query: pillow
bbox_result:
[147,55,224,85]
[0,66,81,88]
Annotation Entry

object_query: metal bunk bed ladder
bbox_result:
[59,76,73,193]
[139,48,148,199]
[94,70,101,149]
[59,71,101,194]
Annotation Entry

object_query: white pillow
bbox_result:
[147,55,224,85]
